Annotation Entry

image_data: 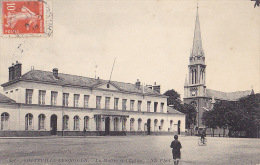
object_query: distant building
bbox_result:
[183,7,253,130]
[0,62,185,137]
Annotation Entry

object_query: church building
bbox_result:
[183,6,253,131]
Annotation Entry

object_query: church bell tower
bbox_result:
[184,5,206,128]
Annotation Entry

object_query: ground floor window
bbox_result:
[178,120,181,132]
[84,116,89,131]
[1,112,9,130]
[74,116,80,131]
[96,115,101,131]
[138,118,142,131]
[154,119,158,131]
[170,120,173,131]
[160,119,164,131]
[63,115,69,130]
[25,113,33,130]
[38,114,45,130]
[114,117,119,131]
[130,118,135,131]
[122,118,127,131]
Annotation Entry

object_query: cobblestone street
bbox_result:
[0,136,259,165]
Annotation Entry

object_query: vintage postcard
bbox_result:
[0,0,259,165]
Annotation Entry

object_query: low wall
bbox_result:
[0,131,51,137]
[0,131,183,137]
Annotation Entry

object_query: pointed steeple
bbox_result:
[191,5,204,58]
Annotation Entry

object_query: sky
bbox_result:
[0,0,259,99]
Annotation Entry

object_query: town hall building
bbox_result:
[0,62,185,137]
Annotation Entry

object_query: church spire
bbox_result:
[191,5,204,58]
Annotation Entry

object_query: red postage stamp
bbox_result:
[1,0,53,37]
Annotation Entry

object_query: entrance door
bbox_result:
[50,115,57,135]
[178,120,181,135]
[105,117,110,135]
[147,119,151,135]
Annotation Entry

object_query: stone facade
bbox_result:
[0,63,185,137]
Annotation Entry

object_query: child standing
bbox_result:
[170,135,182,165]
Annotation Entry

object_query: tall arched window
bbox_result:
[138,118,142,131]
[1,112,9,130]
[73,116,80,131]
[84,116,89,131]
[63,115,69,130]
[130,118,134,131]
[191,70,194,84]
[38,114,45,130]
[154,119,158,131]
[95,115,101,131]
[122,118,127,131]
[201,69,204,82]
[170,120,173,131]
[114,117,119,131]
[194,69,197,84]
[25,113,33,130]
[160,119,164,131]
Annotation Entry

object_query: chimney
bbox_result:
[135,79,141,89]
[53,68,58,79]
[8,63,15,81]
[14,61,22,80]
[152,82,161,93]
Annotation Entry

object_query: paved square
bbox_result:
[0,136,259,165]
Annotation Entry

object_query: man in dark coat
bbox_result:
[170,135,182,165]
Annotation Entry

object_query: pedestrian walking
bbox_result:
[170,135,182,165]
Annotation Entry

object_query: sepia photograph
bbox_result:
[0,0,259,164]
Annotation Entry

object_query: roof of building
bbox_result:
[3,70,165,97]
[206,89,253,101]
[167,106,184,115]
[0,93,15,103]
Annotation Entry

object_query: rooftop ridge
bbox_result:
[26,69,102,81]
[207,88,252,94]
[25,69,154,87]
[226,90,252,94]
[206,88,252,101]
[11,69,163,96]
